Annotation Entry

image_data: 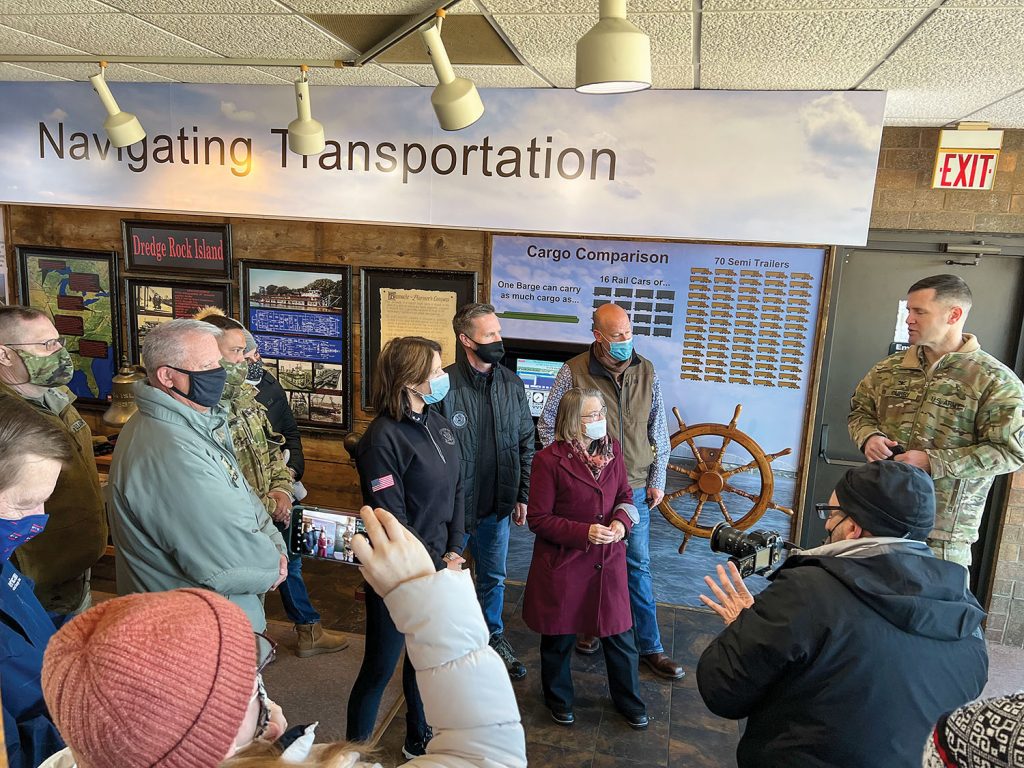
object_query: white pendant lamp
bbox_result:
[576,0,652,94]
[420,10,484,131]
[89,62,146,148]
[288,65,326,156]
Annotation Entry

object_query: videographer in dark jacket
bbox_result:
[697,461,988,768]
[439,303,535,681]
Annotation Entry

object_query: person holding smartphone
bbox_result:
[348,336,465,759]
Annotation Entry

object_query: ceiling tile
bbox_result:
[255,63,420,86]
[484,1,689,12]
[105,0,284,12]
[962,90,1024,128]
[128,64,290,84]
[17,61,176,81]
[883,7,1024,61]
[704,0,931,8]
[700,9,921,89]
[0,22,86,54]
[0,13,217,56]
[0,0,116,12]
[288,1,479,13]
[943,0,1024,6]
[137,13,357,59]
[0,62,70,80]
[381,63,551,87]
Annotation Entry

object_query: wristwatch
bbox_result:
[442,551,460,562]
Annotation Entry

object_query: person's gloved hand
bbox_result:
[351,506,435,598]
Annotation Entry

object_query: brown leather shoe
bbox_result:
[574,634,600,655]
[640,652,684,680]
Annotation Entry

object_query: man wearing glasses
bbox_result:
[539,302,681,681]
[0,306,106,616]
[696,461,988,768]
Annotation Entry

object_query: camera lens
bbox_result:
[710,522,748,557]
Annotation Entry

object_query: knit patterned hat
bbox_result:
[41,588,257,768]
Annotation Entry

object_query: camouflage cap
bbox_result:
[835,461,935,541]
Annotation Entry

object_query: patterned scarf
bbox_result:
[571,436,614,478]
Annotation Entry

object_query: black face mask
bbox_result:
[470,338,505,365]
[821,514,848,546]
[168,365,228,408]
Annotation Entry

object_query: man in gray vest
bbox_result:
[539,303,681,680]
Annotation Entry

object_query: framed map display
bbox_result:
[241,261,352,432]
[360,268,478,409]
[125,278,232,366]
[15,246,119,407]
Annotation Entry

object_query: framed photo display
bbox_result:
[360,268,478,409]
[15,246,119,407]
[122,220,231,278]
[125,278,232,366]
[241,261,352,432]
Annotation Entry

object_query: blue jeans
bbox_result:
[464,513,511,636]
[275,521,320,625]
[627,487,663,655]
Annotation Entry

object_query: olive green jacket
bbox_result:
[224,382,293,517]
[1,381,106,612]
[848,334,1024,549]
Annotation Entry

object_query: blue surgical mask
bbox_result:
[410,372,450,405]
[602,334,634,362]
[0,513,49,563]
[584,419,607,440]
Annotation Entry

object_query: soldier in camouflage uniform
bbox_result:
[198,310,349,657]
[849,274,1024,568]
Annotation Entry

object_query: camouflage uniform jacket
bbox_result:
[848,334,1024,549]
[225,383,294,517]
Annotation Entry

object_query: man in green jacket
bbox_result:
[0,306,106,615]
[849,274,1024,568]
[107,319,287,632]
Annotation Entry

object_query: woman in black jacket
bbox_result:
[347,336,465,758]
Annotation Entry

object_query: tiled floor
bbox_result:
[92,554,1024,768]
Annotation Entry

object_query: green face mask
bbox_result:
[220,359,248,400]
[15,347,74,388]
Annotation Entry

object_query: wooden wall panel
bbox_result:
[4,204,489,512]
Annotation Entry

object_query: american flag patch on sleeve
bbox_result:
[371,474,395,492]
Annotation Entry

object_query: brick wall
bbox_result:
[871,127,1024,233]
[988,472,1024,645]
[870,126,1024,645]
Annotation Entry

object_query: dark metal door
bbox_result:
[801,233,1024,597]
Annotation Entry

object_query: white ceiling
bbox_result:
[1,0,1022,127]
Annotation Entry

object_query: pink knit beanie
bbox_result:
[41,588,257,768]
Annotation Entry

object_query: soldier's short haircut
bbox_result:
[908,274,973,309]
[452,303,496,338]
[142,319,222,375]
[0,397,73,495]
[197,313,245,333]
[0,306,49,344]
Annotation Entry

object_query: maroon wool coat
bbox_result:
[522,439,636,637]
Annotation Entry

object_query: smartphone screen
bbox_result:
[289,506,365,565]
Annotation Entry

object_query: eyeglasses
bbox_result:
[251,674,271,741]
[815,503,844,521]
[1,338,64,352]
[581,407,607,423]
[255,631,277,673]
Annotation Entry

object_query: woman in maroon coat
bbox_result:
[523,387,648,730]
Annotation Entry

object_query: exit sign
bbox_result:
[932,128,1003,191]
[933,151,998,190]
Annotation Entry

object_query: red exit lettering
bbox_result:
[934,151,998,190]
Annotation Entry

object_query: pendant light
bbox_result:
[576,0,652,94]
[288,65,326,155]
[420,9,484,131]
[89,62,146,147]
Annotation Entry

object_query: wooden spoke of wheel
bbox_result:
[712,493,736,525]
[721,447,792,480]
[723,483,760,505]
[684,437,710,472]
[716,404,744,471]
[664,483,698,503]
[686,495,708,528]
[770,501,796,517]
[667,462,699,480]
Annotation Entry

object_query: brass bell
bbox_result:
[103,356,146,427]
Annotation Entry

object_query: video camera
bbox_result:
[709,523,796,578]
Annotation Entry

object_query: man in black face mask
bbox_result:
[107,319,287,634]
[439,302,536,681]
[0,306,106,616]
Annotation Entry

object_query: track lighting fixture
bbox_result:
[419,9,484,132]
[576,0,652,94]
[89,62,146,148]
[288,65,326,156]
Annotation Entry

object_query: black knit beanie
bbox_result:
[834,461,935,540]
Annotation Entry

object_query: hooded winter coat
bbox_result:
[107,382,286,632]
[697,538,988,768]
